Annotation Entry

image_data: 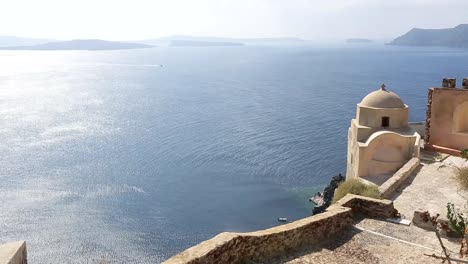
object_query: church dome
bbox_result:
[360,85,405,108]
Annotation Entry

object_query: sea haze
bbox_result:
[0,45,467,263]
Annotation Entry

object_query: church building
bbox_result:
[346,85,421,180]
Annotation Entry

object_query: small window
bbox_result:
[381,117,390,128]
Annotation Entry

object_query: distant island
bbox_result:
[388,24,468,48]
[0,39,155,51]
[0,36,305,49]
[346,38,373,43]
[170,40,243,47]
[139,36,304,46]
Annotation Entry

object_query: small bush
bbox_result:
[447,202,466,237]
[455,167,468,190]
[461,149,468,160]
[333,178,381,203]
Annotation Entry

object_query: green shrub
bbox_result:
[461,148,468,160]
[447,202,466,237]
[332,178,381,203]
[455,167,468,190]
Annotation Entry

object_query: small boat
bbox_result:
[277,217,288,222]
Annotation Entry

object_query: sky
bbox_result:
[1,0,468,41]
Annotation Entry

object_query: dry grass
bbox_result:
[454,166,468,190]
[333,178,381,203]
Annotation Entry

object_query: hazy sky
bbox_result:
[1,0,467,41]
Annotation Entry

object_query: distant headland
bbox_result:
[0,39,155,51]
[388,24,468,48]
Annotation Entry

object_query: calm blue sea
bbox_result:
[0,45,467,263]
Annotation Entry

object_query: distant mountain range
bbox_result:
[0,36,304,50]
[346,38,373,43]
[170,40,244,47]
[0,39,154,51]
[388,24,468,48]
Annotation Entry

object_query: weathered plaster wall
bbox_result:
[0,241,27,264]
[347,124,359,179]
[427,88,468,151]
[347,99,420,180]
[358,131,420,177]
[347,123,420,179]
[164,195,398,264]
[357,105,409,128]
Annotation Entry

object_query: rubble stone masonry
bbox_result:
[164,195,398,264]
[425,88,433,143]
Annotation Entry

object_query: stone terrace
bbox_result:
[392,154,468,218]
[267,217,459,264]
[266,153,468,264]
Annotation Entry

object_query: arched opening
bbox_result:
[453,102,468,133]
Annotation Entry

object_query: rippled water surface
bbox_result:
[1,45,467,263]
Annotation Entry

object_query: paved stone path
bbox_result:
[392,155,468,219]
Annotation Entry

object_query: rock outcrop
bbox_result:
[311,174,345,214]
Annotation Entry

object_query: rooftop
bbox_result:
[360,85,406,109]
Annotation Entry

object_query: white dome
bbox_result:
[360,86,405,109]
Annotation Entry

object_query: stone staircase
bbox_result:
[284,248,372,264]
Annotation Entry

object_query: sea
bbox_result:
[0,44,467,263]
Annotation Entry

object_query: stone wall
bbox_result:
[332,194,399,218]
[0,241,27,264]
[425,88,433,143]
[378,158,421,199]
[164,194,398,264]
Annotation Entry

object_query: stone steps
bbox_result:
[284,248,371,264]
